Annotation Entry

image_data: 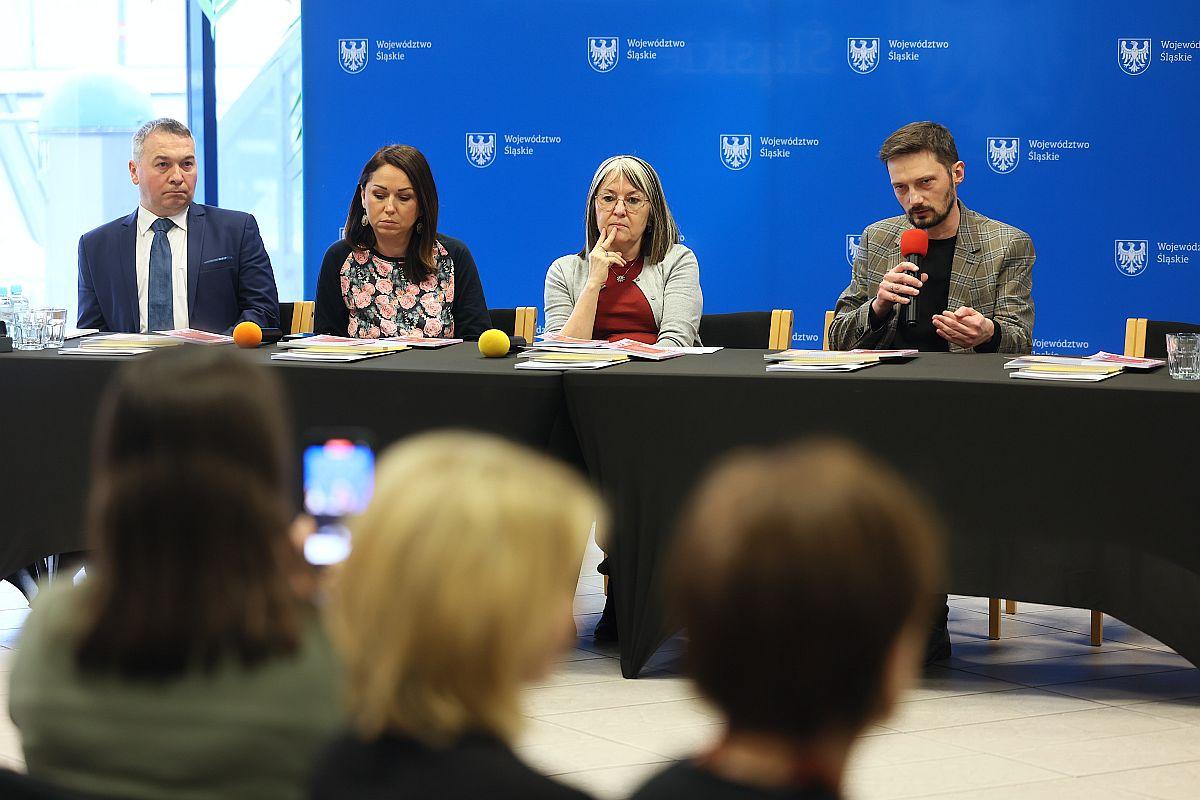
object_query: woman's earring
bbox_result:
[415,219,424,234]
[361,212,369,226]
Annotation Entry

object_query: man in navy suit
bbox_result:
[77,118,279,334]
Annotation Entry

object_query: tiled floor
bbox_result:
[2,540,1200,799]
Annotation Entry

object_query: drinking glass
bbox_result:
[12,310,47,350]
[1166,333,1200,380]
[39,308,67,349]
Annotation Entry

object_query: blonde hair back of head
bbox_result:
[330,430,600,747]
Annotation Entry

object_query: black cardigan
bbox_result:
[313,235,490,340]
[309,731,592,800]
[632,762,839,800]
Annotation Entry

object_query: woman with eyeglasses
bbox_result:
[544,155,702,346]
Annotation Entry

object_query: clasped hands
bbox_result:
[871,261,995,349]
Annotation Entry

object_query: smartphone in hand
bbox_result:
[302,431,374,566]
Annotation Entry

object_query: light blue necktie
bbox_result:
[148,217,175,331]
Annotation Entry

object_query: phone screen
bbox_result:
[302,437,374,565]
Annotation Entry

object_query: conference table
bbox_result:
[3,344,1199,678]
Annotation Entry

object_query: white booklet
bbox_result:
[59,347,154,357]
[767,361,877,373]
[1010,369,1119,383]
[73,333,182,350]
[270,350,395,363]
[1004,355,1113,370]
[515,359,626,371]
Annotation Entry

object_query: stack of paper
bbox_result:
[60,333,184,357]
[380,335,463,349]
[535,334,611,348]
[850,348,919,358]
[1087,352,1166,369]
[273,335,410,362]
[525,335,684,361]
[515,352,630,371]
[605,339,685,360]
[1005,356,1124,382]
[764,349,884,372]
[154,328,234,345]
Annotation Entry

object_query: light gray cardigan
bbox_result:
[543,243,703,347]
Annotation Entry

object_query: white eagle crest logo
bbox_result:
[847,38,880,74]
[986,138,1020,174]
[1117,38,1152,76]
[338,39,368,74]
[1114,240,1149,276]
[588,37,619,73]
[846,235,862,266]
[720,135,752,171]
[465,133,497,168]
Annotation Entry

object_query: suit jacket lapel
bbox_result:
[187,204,206,318]
[119,209,138,328]
[948,200,982,312]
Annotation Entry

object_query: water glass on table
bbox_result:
[1166,332,1200,380]
[12,309,47,350]
[39,308,67,349]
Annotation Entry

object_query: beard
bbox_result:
[906,185,956,230]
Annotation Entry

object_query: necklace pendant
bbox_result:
[616,275,626,282]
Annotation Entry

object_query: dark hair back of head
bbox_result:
[343,144,439,285]
[78,346,306,679]
[878,121,960,173]
[668,438,943,741]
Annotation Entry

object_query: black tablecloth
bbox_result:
[0,344,579,579]
[4,345,1199,680]
[563,351,1200,676]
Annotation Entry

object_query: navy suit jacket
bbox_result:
[77,204,280,334]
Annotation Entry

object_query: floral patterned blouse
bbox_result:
[338,241,456,338]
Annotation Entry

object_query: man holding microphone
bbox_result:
[829,121,1034,354]
[828,122,1035,662]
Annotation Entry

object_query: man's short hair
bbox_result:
[878,121,959,173]
[131,118,193,162]
[668,438,943,741]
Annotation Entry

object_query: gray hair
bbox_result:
[580,155,680,266]
[131,118,193,162]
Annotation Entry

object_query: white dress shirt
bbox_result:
[135,205,190,333]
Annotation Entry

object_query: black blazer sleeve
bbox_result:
[443,235,490,340]
[314,241,353,336]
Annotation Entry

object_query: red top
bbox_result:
[593,256,657,344]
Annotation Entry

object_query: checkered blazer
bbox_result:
[828,201,1035,354]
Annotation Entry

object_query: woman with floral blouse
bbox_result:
[314,145,490,339]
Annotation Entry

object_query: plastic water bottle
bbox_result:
[8,285,30,346]
[9,285,29,317]
[0,286,10,334]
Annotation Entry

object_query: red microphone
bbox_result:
[899,229,929,328]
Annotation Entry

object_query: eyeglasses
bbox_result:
[595,193,647,212]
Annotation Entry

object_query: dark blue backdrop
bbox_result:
[302,1,1199,353]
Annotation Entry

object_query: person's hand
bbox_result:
[871,262,928,317]
[933,306,995,348]
[289,514,316,552]
[287,514,321,597]
[586,226,626,290]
